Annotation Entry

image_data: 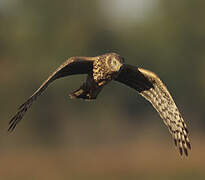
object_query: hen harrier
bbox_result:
[8,52,191,156]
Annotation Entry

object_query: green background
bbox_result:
[0,0,205,179]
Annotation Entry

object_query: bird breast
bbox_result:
[93,58,113,86]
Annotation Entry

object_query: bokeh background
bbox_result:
[1,0,205,179]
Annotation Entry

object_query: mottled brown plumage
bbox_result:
[138,68,191,156]
[8,52,191,156]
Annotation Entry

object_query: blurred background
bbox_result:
[1,0,205,179]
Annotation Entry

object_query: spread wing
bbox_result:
[8,56,95,132]
[115,64,191,156]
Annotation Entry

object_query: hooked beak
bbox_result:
[118,63,123,71]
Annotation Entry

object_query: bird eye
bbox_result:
[113,60,117,65]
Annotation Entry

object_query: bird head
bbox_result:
[107,53,124,72]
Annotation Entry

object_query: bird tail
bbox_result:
[69,75,103,100]
[69,84,102,100]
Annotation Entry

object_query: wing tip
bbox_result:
[8,113,20,133]
[8,100,31,133]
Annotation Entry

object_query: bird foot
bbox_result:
[69,88,91,100]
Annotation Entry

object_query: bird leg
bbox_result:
[69,75,103,100]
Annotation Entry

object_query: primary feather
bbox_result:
[115,64,191,156]
[138,68,191,156]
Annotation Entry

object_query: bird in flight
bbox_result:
[8,52,191,156]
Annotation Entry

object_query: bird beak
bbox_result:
[118,64,122,71]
